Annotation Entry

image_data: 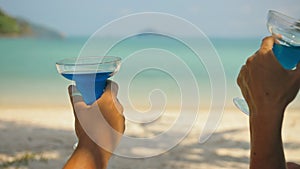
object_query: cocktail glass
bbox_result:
[233,10,300,115]
[56,56,121,105]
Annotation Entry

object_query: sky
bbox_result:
[0,0,299,38]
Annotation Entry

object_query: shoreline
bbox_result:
[0,106,299,168]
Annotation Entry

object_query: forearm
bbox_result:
[63,139,109,169]
[249,108,286,169]
[250,128,286,169]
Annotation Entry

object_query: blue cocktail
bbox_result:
[268,10,300,69]
[56,56,121,105]
[234,10,300,115]
[273,43,300,69]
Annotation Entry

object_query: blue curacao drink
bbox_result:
[62,71,112,105]
[273,43,300,70]
[267,10,300,69]
[56,56,121,105]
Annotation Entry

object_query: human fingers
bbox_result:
[237,65,253,106]
[105,80,119,97]
[68,85,87,111]
[249,37,284,71]
[259,36,275,53]
[96,80,124,116]
[237,65,248,88]
[287,162,300,169]
[106,80,124,115]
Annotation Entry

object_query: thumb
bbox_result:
[68,85,87,111]
[105,80,119,96]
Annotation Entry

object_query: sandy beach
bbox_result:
[0,105,299,169]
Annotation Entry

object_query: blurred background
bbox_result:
[0,0,299,108]
[1,1,300,168]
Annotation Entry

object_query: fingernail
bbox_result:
[72,91,82,97]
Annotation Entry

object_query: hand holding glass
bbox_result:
[56,56,121,105]
[234,10,300,115]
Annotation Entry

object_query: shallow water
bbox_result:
[0,36,265,108]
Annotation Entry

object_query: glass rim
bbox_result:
[268,10,300,29]
[56,56,121,66]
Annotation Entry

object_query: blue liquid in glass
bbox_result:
[273,43,300,70]
[62,72,112,105]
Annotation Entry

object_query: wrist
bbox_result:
[249,107,284,149]
[250,105,285,130]
[77,137,111,168]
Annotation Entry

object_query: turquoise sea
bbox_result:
[0,36,267,109]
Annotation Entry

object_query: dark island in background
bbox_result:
[0,8,64,39]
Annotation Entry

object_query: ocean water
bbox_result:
[0,37,87,107]
[0,36,264,108]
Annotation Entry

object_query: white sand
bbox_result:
[0,107,299,169]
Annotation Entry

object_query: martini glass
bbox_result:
[234,10,300,115]
[56,56,121,105]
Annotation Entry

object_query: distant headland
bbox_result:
[0,8,64,39]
